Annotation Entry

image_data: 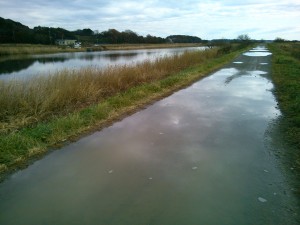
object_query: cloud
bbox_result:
[0,0,299,40]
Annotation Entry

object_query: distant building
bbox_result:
[55,39,77,46]
[74,42,81,48]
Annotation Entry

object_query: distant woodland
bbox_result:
[0,17,205,45]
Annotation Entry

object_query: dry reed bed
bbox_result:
[0,48,219,132]
[0,44,77,56]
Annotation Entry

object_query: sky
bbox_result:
[0,0,299,40]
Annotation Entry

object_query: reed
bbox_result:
[0,44,79,56]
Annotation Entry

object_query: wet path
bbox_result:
[0,46,298,224]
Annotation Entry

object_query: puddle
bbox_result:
[251,46,269,52]
[243,52,272,57]
[224,69,268,84]
[233,62,243,64]
[247,70,268,76]
[258,197,268,203]
[244,46,272,57]
[250,49,269,52]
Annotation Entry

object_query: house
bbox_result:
[55,39,77,46]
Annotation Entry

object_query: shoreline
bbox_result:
[0,43,205,57]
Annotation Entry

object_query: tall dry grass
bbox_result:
[0,48,218,131]
[0,44,78,56]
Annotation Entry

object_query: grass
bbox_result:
[0,44,249,179]
[268,42,300,188]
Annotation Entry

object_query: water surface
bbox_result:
[0,46,298,225]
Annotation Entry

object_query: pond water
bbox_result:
[0,47,205,80]
[0,46,298,224]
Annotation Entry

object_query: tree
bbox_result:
[274,37,285,43]
[166,35,202,43]
[73,28,94,36]
[237,34,251,42]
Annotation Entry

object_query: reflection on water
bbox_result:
[0,59,35,74]
[0,47,204,80]
[244,52,272,57]
[0,57,71,75]
[224,69,269,84]
[250,46,270,52]
[0,46,298,224]
[244,46,273,57]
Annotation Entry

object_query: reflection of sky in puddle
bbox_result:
[219,68,269,84]
[250,49,269,52]
[233,61,243,64]
[244,46,272,57]
[250,46,269,51]
[247,70,268,76]
[243,52,272,57]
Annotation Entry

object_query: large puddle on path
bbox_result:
[243,52,272,57]
[0,46,298,224]
[244,46,273,57]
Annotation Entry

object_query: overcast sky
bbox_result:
[0,0,299,40]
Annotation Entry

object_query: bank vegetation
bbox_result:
[269,42,300,187]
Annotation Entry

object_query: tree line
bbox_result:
[0,17,204,45]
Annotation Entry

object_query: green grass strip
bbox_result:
[269,43,300,184]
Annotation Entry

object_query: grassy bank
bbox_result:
[268,43,300,186]
[0,43,203,56]
[0,44,248,179]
